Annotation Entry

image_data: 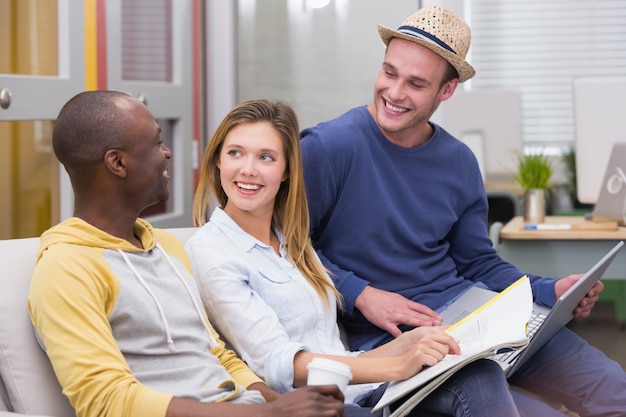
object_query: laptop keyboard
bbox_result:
[491,311,547,364]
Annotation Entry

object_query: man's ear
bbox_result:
[440,78,459,102]
[104,149,127,178]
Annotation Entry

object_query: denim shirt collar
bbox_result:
[210,207,285,254]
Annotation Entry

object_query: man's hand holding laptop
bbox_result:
[555,273,603,318]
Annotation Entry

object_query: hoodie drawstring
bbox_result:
[117,244,217,353]
[155,243,217,348]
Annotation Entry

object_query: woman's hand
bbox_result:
[394,330,460,380]
[351,326,461,382]
[368,326,451,358]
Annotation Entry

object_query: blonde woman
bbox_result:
[185,99,520,417]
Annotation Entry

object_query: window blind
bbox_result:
[469,0,626,148]
[121,0,172,82]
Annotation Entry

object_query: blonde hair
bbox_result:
[193,99,342,309]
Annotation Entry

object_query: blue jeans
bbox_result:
[509,326,626,417]
[345,403,381,417]
[359,359,523,417]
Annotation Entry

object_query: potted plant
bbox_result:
[514,150,553,223]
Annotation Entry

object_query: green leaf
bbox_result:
[514,151,553,190]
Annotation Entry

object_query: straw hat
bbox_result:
[378,5,476,82]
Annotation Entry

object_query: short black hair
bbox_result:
[53,90,130,177]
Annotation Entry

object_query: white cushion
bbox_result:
[0,237,74,416]
[163,227,198,246]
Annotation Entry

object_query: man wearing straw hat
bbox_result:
[301,4,626,416]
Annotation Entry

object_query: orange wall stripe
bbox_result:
[84,0,97,90]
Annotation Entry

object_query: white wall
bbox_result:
[205,1,238,136]
[235,0,420,129]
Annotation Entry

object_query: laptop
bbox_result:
[441,240,624,377]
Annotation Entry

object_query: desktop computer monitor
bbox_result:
[439,89,522,179]
[573,76,626,204]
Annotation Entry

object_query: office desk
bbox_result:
[490,216,626,325]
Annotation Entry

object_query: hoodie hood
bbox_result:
[37,217,156,261]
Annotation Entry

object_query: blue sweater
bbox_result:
[300,106,556,350]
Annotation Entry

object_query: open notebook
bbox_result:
[373,276,533,417]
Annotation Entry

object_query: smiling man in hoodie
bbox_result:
[27,90,346,417]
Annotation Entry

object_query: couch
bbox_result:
[0,227,577,417]
[0,227,198,417]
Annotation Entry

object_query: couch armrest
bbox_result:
[0,237,76,416]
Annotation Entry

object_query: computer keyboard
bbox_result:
[491,311,547,364]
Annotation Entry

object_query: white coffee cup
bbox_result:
[306,357,352,393]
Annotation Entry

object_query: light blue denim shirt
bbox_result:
[185,208,379,404]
